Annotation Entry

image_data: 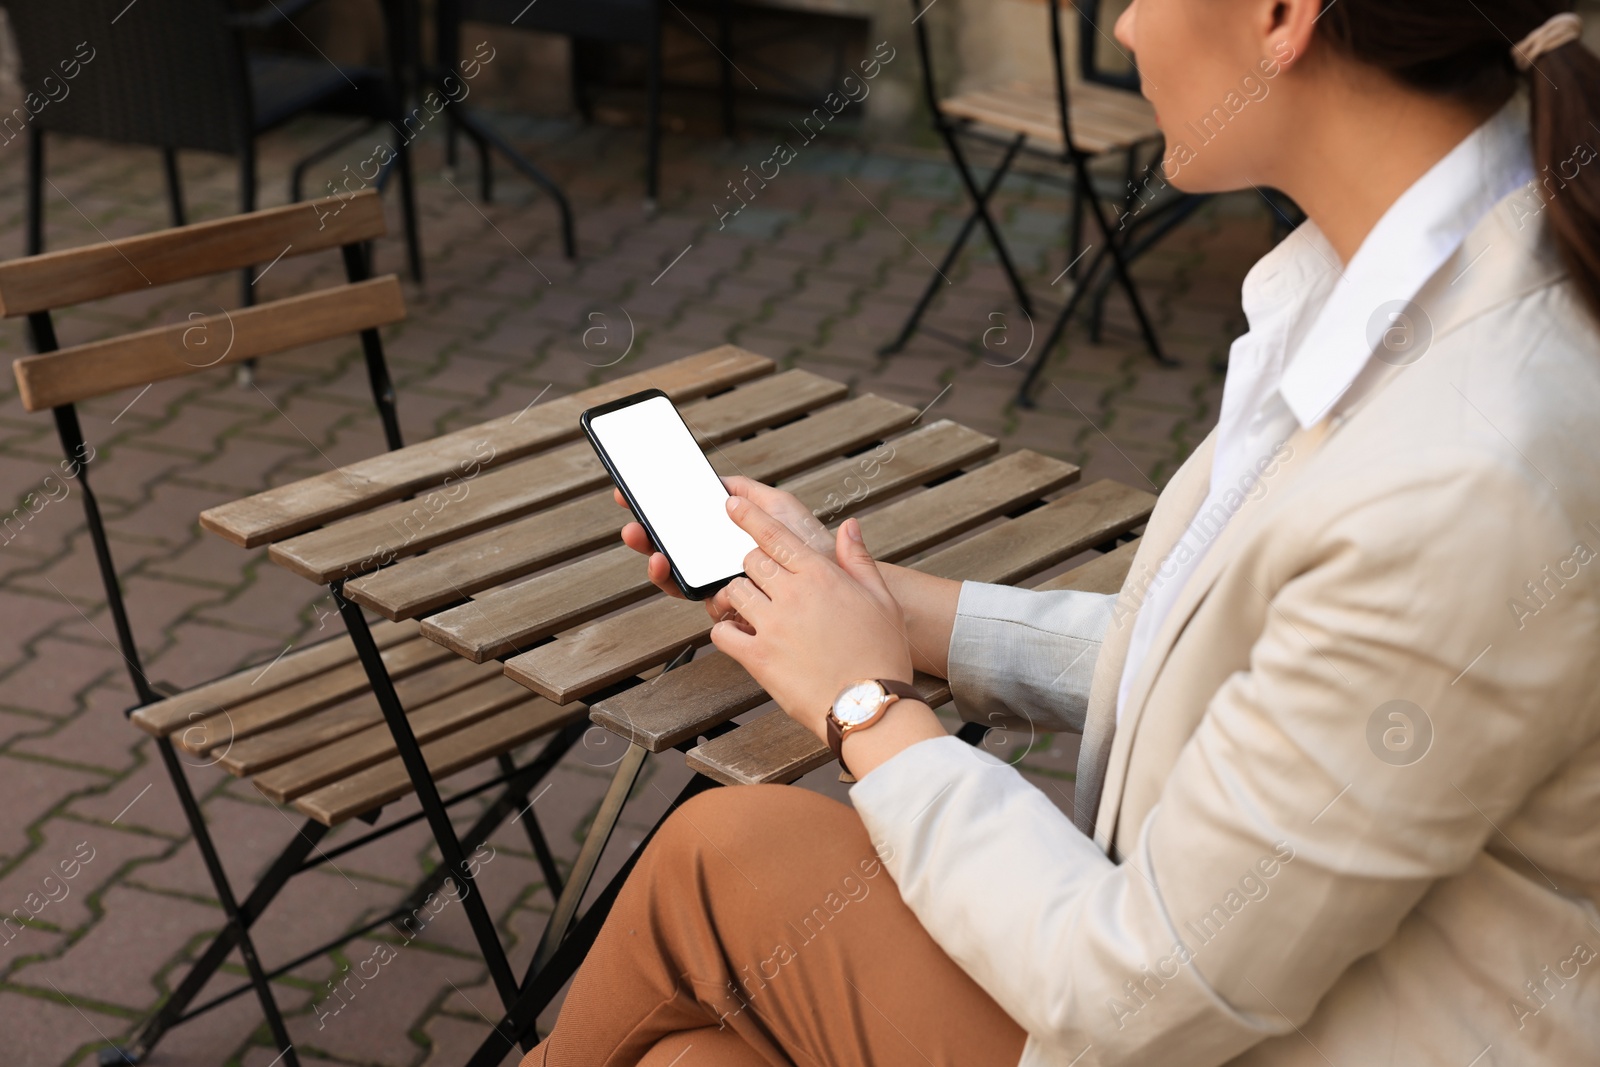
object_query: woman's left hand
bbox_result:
[712,495,915,741]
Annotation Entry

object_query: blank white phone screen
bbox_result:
[589,395,757,591]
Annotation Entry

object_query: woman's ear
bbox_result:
[1263,0,1321,74]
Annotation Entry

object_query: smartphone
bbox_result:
[580,389,758,600]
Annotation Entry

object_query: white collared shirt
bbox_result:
[1114,97,1536,724]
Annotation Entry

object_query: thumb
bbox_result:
[835,518,890,594]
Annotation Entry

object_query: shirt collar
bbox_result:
[1278,95,1536,428]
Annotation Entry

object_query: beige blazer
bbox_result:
[851,186,1600,1066]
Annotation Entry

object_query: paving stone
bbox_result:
[289,934,481,1065]
[0,820,171,967]
[16,885,222,1011]
[0,988,132,1067]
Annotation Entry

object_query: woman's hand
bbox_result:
[616,476,830,630]
[616,476,964,674]
[713,495,915,739]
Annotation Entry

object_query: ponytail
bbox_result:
[1528,38,1600,323]
[1317,1,1600,323]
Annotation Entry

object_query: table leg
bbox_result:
[530,741,649,973]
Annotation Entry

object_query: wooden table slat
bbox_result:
[200,346,773,548]
[252,674,541,803]
[292,699,583,825]
[1033,538,1141,594]
[130,619,418,737]
[268,368,849,582]
[590,480,1150,752]
[346,392,923,621]
[508,449,1079,704]
[685,540,1144,786]
[908,479,1154,585]
[420,418,999,661]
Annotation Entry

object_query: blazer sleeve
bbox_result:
[851,452,1600,1067]
[945,581,1115,734]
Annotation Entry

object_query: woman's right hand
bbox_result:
[616,476,832,628]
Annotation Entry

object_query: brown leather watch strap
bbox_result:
[828,679,919,777]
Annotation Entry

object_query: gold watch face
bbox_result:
[832,680,885,727]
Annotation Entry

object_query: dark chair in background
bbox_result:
[4,0,423,305]
[888,0,1206,405]
[447,0,735,210]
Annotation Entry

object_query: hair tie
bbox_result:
[1513,11,1583,70]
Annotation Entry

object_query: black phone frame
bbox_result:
[579,387,744,602]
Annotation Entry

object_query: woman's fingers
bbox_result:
[647,551,685,600]
[722,575,772,625]
[725,477,830,552]
[621,521,656,556]
[728,497,812,576]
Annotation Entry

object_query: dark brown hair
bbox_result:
[1318,1,1600,323]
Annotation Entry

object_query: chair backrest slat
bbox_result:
[0,190,387,319]
[13,275,406,411]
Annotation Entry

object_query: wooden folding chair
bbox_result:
[886,0,1204,405]
[1,191,573,1067]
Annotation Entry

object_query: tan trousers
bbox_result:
[522,784,1027,1066]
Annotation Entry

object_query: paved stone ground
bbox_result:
[0,95,1276,1067]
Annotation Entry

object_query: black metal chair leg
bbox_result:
[119,740,302,1067]
[237,148,258,386]
[239,150,257,308]
[393,135,424,284]
[1072,154,1171,366]
[941,126,1035,318]
[288,119,378,203]
[446,109,462,170]
[122,808,327,1063]
[879,133,1027,356]
[1015,243,1110,407]
[717,0,736,139]
[476,122,494,203]
[452,109,576,259]
[162,148,186,227]
[644,15,663,210]
[496,753,566,899]
[569,38,594,124]
[27,127,44,256]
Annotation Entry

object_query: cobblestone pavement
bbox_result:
[0,97,1275,1066]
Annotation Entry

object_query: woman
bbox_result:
[528,0,1600,1063]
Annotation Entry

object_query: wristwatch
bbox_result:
[827,678,919,777]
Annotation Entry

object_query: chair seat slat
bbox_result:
[292,699,583,825]
[216,656,505,776]
[130,619,418,737]
[172,635,457,753]
[251,673,541,804]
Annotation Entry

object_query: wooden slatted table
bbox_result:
[198,345,1156,1065]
